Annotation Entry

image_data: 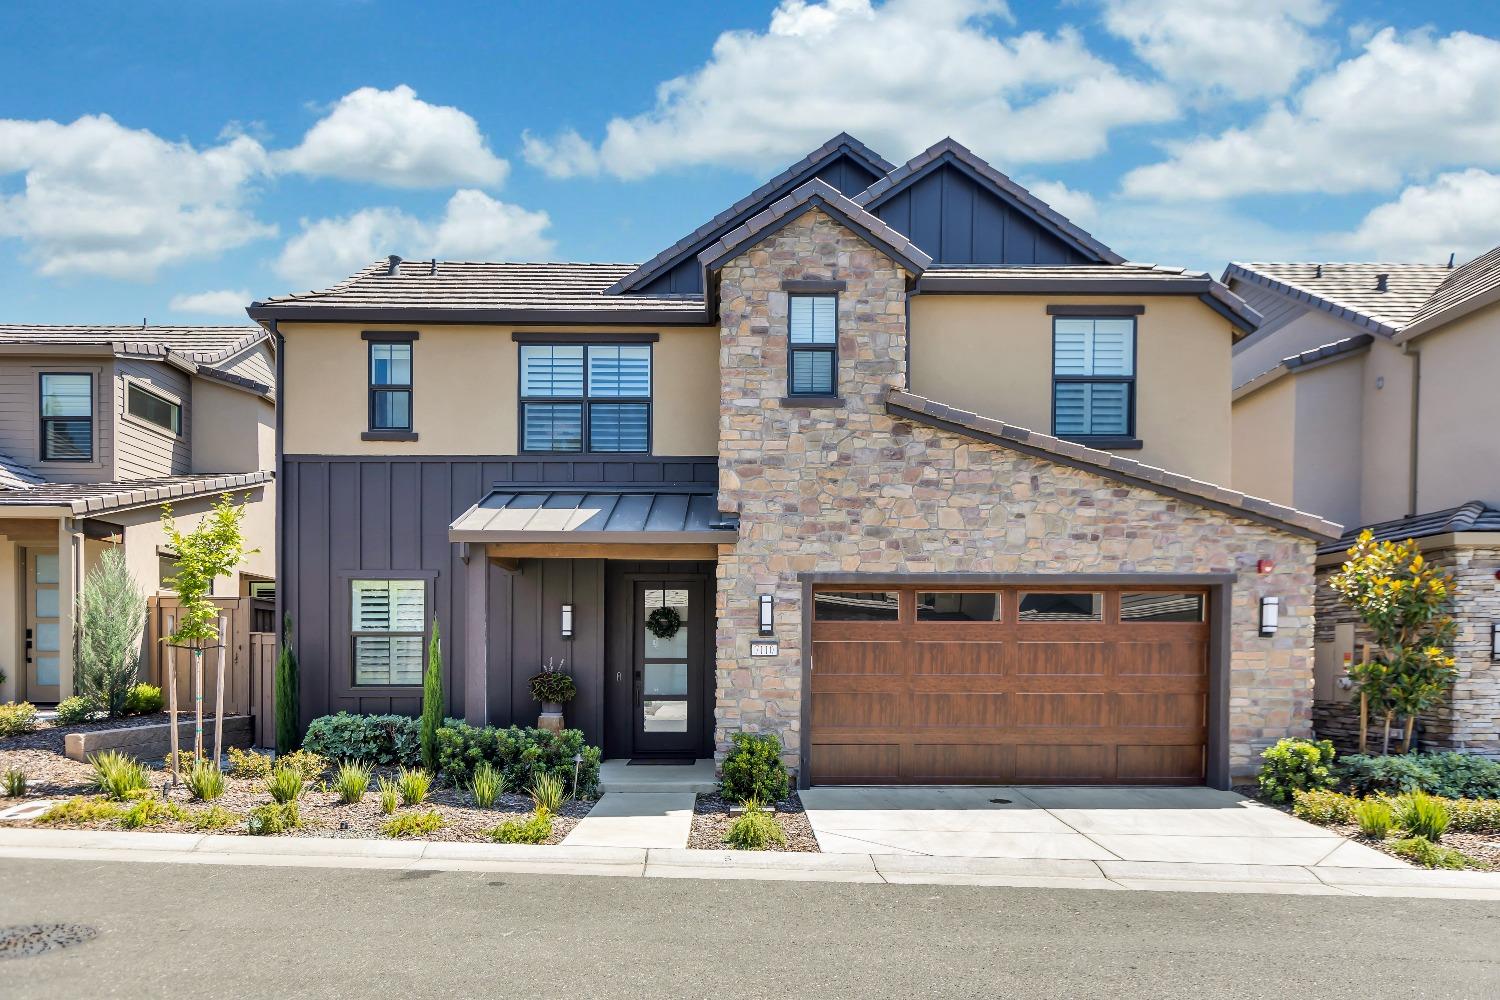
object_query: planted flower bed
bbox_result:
[685,731,821,852]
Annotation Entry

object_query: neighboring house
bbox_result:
[253,134,1337,789]
[1226,250,1500,754]
[0,325,277,707]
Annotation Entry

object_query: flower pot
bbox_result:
[537,703,565,734]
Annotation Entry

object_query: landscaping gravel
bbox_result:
[688,792,819,852]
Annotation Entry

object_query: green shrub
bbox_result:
[1339,752,1500,799]
[528,772,566,813]
[528,669,577,705]
[265,767,304,804]
[1257,738,1337,804]
[434,721,600,795]
[487,808,552,844]
[246,801,300,835]
[333,760,372,804]
[1391,835,1469,869]
[275,614,300,752]
[1396,791,1450,841]
[37,797,125,825]
[272,749,328,783]
[1291,789,1358,826]
[185,762,226,802]
[1354,798,1394,839]
[723,801,787,850]
[190,805,238,831]
[226,746,273,780]
[3,768,25,797]
[54,696,97,726]
[421,619,443,772]
[302,712,421,768]
[120,797,187,830]
[122,683,164,716]
[163,749,208,775]
[89,750,151,800]
[468,762,503,808]
[382,809,444,839]
[377,776,399,815]
[1449,798,1500,834]
[720,731,790,805]
[0,701,39,738]
[396,767,431,806]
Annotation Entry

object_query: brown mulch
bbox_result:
[688,792,819,852]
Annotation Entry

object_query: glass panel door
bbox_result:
[27,549,61,702]
[634,583,698,755]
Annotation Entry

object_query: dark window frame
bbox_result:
[517,340,653,455]
[349,576,429,689]
[364,332,416,437]
[124,379,182,437]
[787,293,839,398]
[1050,316,1139,444]
[38,371,95,463]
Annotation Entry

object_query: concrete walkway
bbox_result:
[560,792,696,848]
[2,828,1498,898]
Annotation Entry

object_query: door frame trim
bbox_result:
[797,572,1235,791]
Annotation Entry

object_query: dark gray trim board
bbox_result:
[361,330,419,342]
[511,332,660,344]
[781,279,847,293]
[1047,304,1146,316]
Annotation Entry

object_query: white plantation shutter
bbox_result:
[1053,317,1134,436]
[1089,319,1134,376]
[352,580,425,686]
[790,295,836,344]
[1052,320,1092,376]
[520,345,585,397]
[587,345,651,397]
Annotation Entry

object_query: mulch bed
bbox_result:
[688,792,819,852]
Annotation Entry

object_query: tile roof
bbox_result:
[886,388,1341,540]
[0,472,272,516]
[0,452,43,491]
[1233,334,1374,398]
[0,324,267,364]
[1224,262,1453,336]
[195,365,273,398]
[449,484,734,543]
[1400,244,1500,338]
[1318,500,1500,555]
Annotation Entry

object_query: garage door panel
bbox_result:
[1115,692,1205,728]
[1118,745,1204,781]
[1113,640,1207,676]
[812,744,900,783]
[1012,692,1108,728]
[811,692,902,730]
[911,640,1007,675]
[1014,642,1108,676]
[1015,744,1114,782]
[910,692,1007,728]
[813,640,904,675]
[907,744,1014,783]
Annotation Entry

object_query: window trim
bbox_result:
[787,293,839,398]
[348,576,429,689]
[122,376,183,438]
[517,341,653,455]
[365,333,416,437]
[1050,315,1138,444]
[38,371,95,463]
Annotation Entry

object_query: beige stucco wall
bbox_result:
[110,485,275,598]
[279,322,720,457]
[910,294,1234,484]
[1231,375,1296,508]
[1414,299,1500,512]
[1358,337,1415,524]
[1291,358,1365,530]
[189,378,275,474]
[1232,308,1357,389]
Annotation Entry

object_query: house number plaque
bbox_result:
[750,640,779,657]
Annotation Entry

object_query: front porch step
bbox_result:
[598,758,717,795]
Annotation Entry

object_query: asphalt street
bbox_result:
[2,857,1498,999]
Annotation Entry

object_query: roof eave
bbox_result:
[1394,282,1500,344]
[1223,263,1403,338]
[246,304,714,326]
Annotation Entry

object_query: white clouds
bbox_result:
[168,288,253,316]
[1340,170,1500,263]
[523,0,1176,180]
[278,85,508,188]
[274,189,553,290]
[1100,0,1332,101]
[1123,29,1500,200]
[0,114,274,280]
[1024,180,1098,225]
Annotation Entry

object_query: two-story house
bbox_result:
[1227,251,1500,755]
[253,135,1337,788]
[0,325,277,707]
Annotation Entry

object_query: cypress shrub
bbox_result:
[275,614,301,752]
[421,619,443,772]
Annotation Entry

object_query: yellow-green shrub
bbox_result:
[381,809,444,838]
[1291,789,1358,825]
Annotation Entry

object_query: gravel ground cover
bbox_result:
[688,792,819,852]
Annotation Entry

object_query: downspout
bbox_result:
[1404,343,1421,518]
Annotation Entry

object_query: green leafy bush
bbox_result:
[468,762,503,808]
[163,749,207,774]
[54,696,97,726]
[529,772,566,813]
[122,683,164,716]
[246,801,300,835]
[89,750,151,800]
[190,805,238,831]
[382,809,444,838]
[1354,798,1394,839]
[1391,835,1469,869]
[0,701,39,738]
[1339,752,1500,800]
[265,767,304,804]
[333,760,372,804]
[720,731,790,805]
[1257,738,1337,804]
[1396,791,1450,841]
[724,801,787,850]
[1291,789,1358,825]
[4,767,26,797]
[528,669,577,705]
[396,767,431,806]
[272,749,328,783]
[185,762,226,801]
[302,712,421,767]
[1449,798,1500,834]
[37,797,125,825]
[120,797,187,830]
[434,721,600,795]
[487,808,552,844]
[226,747,274,780]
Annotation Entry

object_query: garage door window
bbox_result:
[1017,592,1101,622]
[916,592,1001,622]
[1121,592,1204,623]
[814,591,900,622]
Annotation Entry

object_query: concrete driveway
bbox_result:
[798,786,1401,868]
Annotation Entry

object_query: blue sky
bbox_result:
[2,0,1498,323]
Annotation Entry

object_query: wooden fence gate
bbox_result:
[146,596,277,746]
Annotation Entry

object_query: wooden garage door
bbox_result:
[808,585,1210,785]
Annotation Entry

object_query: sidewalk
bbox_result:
[3,828,1499,899]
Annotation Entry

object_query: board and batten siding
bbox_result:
[280,454,715,747]
[114,358,191,478]
[0,358,113,482]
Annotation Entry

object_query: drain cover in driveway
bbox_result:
[0,924,98,960]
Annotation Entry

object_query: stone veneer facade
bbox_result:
[713,207,1319,780]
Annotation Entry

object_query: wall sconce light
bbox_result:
[1259,597,1279,637]
[1491,622,1500,661]
[561,603,574,640]
[759,594,774,636]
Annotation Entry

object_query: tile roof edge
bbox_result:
[1224,263,1407,338]
[1232,334,1375,398]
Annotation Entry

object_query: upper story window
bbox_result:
[788,294,837,396]
[1052,317,1135,440]
[367,338,413,433]
[520,343,651,453]
[126,382,181,435]
[39,373,93,461]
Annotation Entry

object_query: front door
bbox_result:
[25,548,61,703]
[633,581,703,757]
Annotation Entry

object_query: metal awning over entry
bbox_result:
[448,485,736,554]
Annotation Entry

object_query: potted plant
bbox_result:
[528,658,576,732]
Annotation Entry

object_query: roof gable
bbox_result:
[854,138,1123,267]
[1399,243,1500,341]
[1224,262,1451,338]
[609,133,893,296]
